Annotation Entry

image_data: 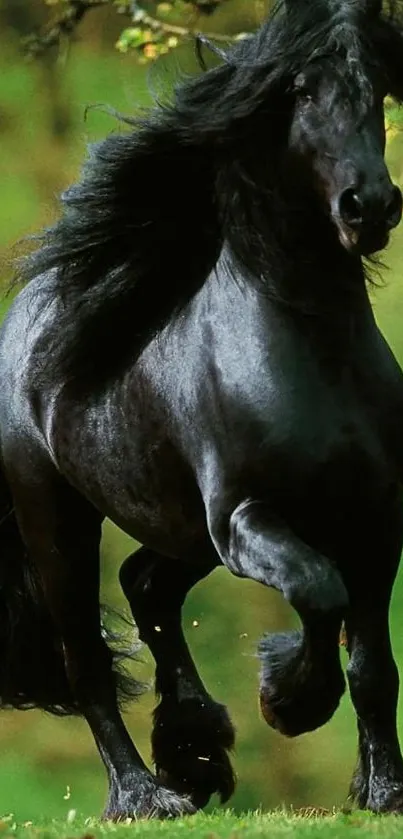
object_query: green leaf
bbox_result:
[116,26,150,53]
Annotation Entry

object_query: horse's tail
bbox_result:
[0,463,144,715]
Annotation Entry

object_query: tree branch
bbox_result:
[23,1,110,58]
[24,0,247,60]
[130,4,245,43]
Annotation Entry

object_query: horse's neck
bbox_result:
[220,227,368,322]
[202,246,376,383]
[221,173,367,311]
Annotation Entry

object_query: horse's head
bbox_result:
[285,0,403,256]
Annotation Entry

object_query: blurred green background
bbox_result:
[1,0,403,824]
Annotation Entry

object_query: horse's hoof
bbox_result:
[151,696,236,807]
[259,681,343,736]
[103,779,197,820]
[358,787,403,815]
[258,631,345,736]
[155,746,235,809]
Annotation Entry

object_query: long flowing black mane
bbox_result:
[19,0,403,392]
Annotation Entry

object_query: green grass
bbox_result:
[2,811,403,839]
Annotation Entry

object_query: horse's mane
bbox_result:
[18,0,403,392]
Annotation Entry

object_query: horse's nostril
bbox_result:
[338,188,363,227]
[386,186,402,229]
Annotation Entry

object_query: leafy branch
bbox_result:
[24,0,256,62]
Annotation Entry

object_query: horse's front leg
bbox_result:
[209,499,348,736]
[120,547,236,809]
[345,520,403,813]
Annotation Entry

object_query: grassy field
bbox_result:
[2,810,403,839]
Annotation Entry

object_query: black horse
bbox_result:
[1,0,403,820]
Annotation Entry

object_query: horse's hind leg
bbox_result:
[120,547,236,809]
[345,524,403,813]
[9,469,195,820]
[210,499,348,737]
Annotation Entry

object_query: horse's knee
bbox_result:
[119,548,187,613]
[119,550,144,598]
[284,563,349,617]
[119,549,165,627]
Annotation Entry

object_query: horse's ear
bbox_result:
[195,34,230,69]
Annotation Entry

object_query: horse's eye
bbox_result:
[295,87,313,102]
[293,73,312,100]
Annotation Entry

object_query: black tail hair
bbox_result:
[0,465,145,715]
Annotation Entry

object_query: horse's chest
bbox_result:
[267,392,403,564]
[260,380,397,511]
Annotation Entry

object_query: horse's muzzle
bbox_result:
[333,184,403,256]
